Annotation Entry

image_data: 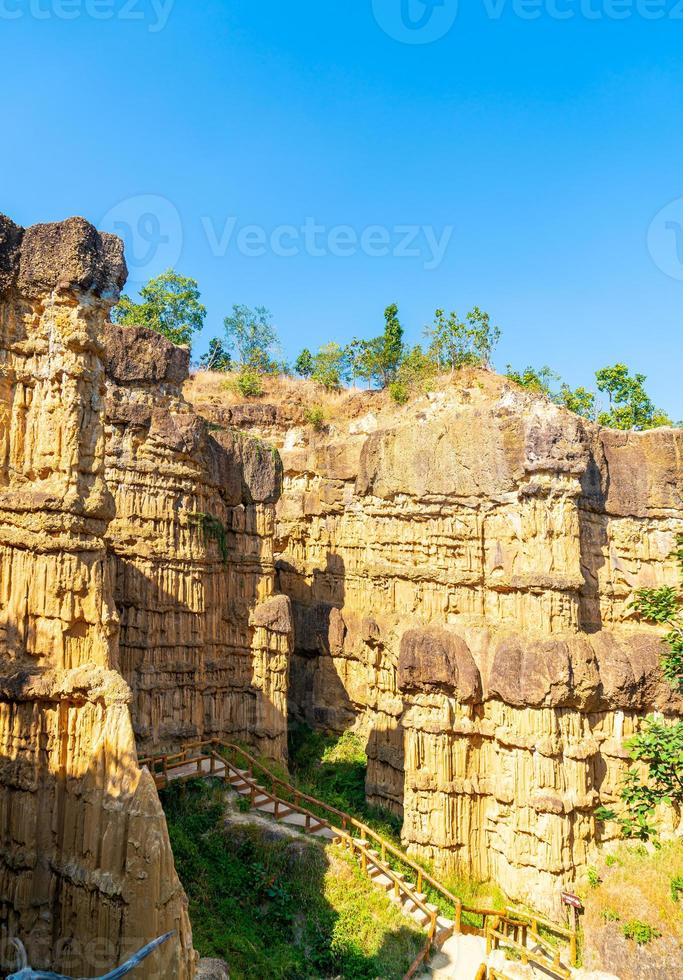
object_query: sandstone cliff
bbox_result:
[0,215,292,977]
[188,372,683,916]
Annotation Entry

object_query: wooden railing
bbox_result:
[141,739,577,978]
[485,915,571,979]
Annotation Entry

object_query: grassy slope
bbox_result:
[161,778,423,980]
[583,839,683,947]
[288,725,506,925]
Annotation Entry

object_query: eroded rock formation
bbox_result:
[0,214,291,977]
[103,323,291,759]
[188,376,683,915]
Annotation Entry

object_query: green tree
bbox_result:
[356,304,406,389]
[112,269,206,348]
[344,338,366,388]
[311,342,350,391]
[426,306,500,372]
[596,364,672,431]
[389,344,438,403]
[198,338,232,372]
[295,348,314,378]
[505,365,559,397]
[558,384,597,420]
[224,304,279,373]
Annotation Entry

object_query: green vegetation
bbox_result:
[224,304,280,373]
[294,348,313,378]
[583,839,683,952]
[310,342,350,390]
[602,535,683,840]
[232,365,264,398]
[596,363,673,430]
[426,306,500,372]
[121,271,676,429]
[304,405,326,431]
[586,867,601,888]
[187,512,229,562]
[112,269,206,348]
[622,920,661,945]
[199,338,232,372]
[160,779,423,980]
[288,725,505,927]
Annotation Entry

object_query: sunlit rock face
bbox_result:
[189,373,683,915]
[102,321,291,761]
[0,214,292,978]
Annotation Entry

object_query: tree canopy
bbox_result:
[112,269,206,348]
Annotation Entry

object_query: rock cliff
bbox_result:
[0,215,291,977]
[188,374,683,916]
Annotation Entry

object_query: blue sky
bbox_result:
[2,0,683,416]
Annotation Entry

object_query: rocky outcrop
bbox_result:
[0,215,194,977]
[189,375,683,915]
[103,322,291,760]
[0,214,291,977]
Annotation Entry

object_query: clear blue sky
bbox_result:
[2,0,682,416]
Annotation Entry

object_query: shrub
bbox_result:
[587,867,601,888]
[671,875,683,903]
[304,406,326,431]
[622,920,661,945]
[233,367,264,398]
[601,908,620,922]
[388,380,409,404]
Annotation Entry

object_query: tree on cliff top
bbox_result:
[223,304,279,373]
[596,363,672,431]
[112,269,206,348]
[355,304,405,388]
[425,306,500,372]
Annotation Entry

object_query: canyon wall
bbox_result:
[103,324,291,760]
[0,214,291,977]
[189,378,683,915]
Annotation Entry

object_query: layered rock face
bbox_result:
[0,214,291,977]
[190,378,683,914]
[0,215,194,977]
[103,324,291,760]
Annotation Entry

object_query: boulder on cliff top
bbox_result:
[0,213,127,300]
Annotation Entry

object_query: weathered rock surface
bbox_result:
[189,374,683,916]
[103,323,291,760]
[0,215,291,977]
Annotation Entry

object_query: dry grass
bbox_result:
[184,366,519,435]
[583,839,683,945]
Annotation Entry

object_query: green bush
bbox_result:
[388,380,409,404]
[233,367,264,398]
[304,406,326,431]
[622,920,661,945]
[587,867,601,888]
[671,875,683,903]
[601,908,620,922]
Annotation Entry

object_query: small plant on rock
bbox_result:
[304,406,326,431]
[622,919,661,945]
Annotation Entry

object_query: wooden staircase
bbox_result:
[141,740,577,980]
